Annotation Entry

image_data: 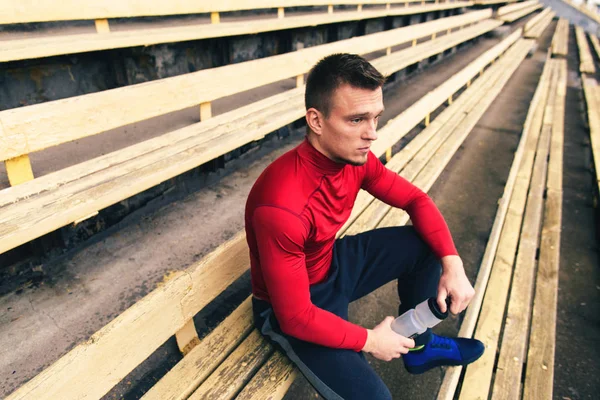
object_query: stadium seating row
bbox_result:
[6,24,539,400]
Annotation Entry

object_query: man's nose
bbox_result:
[364,120,378,141]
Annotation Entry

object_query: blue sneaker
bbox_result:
[402,334,485,374]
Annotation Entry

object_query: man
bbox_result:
[245,53,484,399]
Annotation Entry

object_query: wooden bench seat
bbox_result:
[437,31,567,399]
[6,27,530,400]
[497,0,543,23]
[474,0,518,5]
[524,7,555,39]
[0,10,495,256]
[587,32,600,63]
[576,25,596,74]
[0,1,474,63]
[551,18,569,57]
[582,77,600,206]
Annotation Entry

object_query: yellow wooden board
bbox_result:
[0,0,437,24]
[0,2,473,63]
[576,25,596,74]
[497,0,539,17]
[142,298,254,400]
[499,4,543,23]
[436,51,557,400]
[0,18,500,256]
[458,59,558,400]
[551,18,569,57]
[0,9,491,162]
[523,58,566,400]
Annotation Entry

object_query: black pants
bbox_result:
[253,226,442,400]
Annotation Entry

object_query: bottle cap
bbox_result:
[427,297,449,320]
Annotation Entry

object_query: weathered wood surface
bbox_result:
[0,0,438,24]
[523,58,566,400]
[0,2,473,63]
[576,25,596,74]
[551,18,569,57]
[0,18,501,255]
[0,9,491,161]
[457,58,559,400]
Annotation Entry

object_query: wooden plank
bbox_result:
[523,58,566,400]
[5,232,249,400]
[588,33,600,62]
[576,25,596,74]
[94,19,110,33]
[0,9,489,161]
[142,298,254,400]
[582,77,600,196]
[497,0,539,17]
[551,18,569,57]
[524,7,552,33]
[235,352,298,400]
[458,60,558,400]
[525,11,555,39]
[188,330,274,400]
[175,319,200,356]
[0,2,473,63]
[0,0,437,24]
[499,4,543,23]
[5,154,34,186]
[437,52,557,400]
[491,123,552,400]
[0,20,500,255]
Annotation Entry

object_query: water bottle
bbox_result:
[391,297,449,338]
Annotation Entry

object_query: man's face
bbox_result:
[316,84,384,166]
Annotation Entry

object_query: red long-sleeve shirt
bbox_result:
[245,138,457,351]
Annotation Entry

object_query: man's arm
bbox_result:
[362,152,474,313]
[252,206,367,351]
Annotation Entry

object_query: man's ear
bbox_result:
[306,108,324,136]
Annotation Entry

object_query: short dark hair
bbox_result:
[305,53,386,117]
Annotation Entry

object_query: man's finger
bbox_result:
[437,289,448,313]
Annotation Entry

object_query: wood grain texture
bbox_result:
[499,4,543,23]
[235,352,298,400]
[0,2,473,63]
[436,51,556,400]
[0,9,490,161]
[524,8,555,39]
[458,60,557,400]
[497,0,538,17]
[0,0,436,24]
[588,33,600,65]
[576,25,596,74]
[5,232,249,400]
[551,18,569,57]
[582,77,600,201]
[188,330,274,400]
[142,298,254,400]
[491,123,552,400]
[0,19,499,255]
[523,59,566,400]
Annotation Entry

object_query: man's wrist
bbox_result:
[362,329,374,353]
[440,254,464,272]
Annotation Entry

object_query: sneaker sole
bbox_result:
[404,351,484,375]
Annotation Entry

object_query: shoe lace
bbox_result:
[430,335,453,350]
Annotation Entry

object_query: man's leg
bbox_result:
[333,226,440,344]
[333,226,484,373]
[253,297,392,400]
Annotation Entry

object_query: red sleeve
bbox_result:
[252,206,367,351]
[361,152,458,258]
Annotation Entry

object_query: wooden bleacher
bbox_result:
[5,25,536,399]
[0,0,472,63]
[552,18,569,57]
[497,0,543,23]
[524,7,555,39]
[0,9,496,255]
[576,25,596,74]
[438,22,567,399]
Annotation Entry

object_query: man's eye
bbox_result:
[351,118,362,124]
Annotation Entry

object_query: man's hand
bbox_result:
[437,255,475,315]
[362,316,415,361]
